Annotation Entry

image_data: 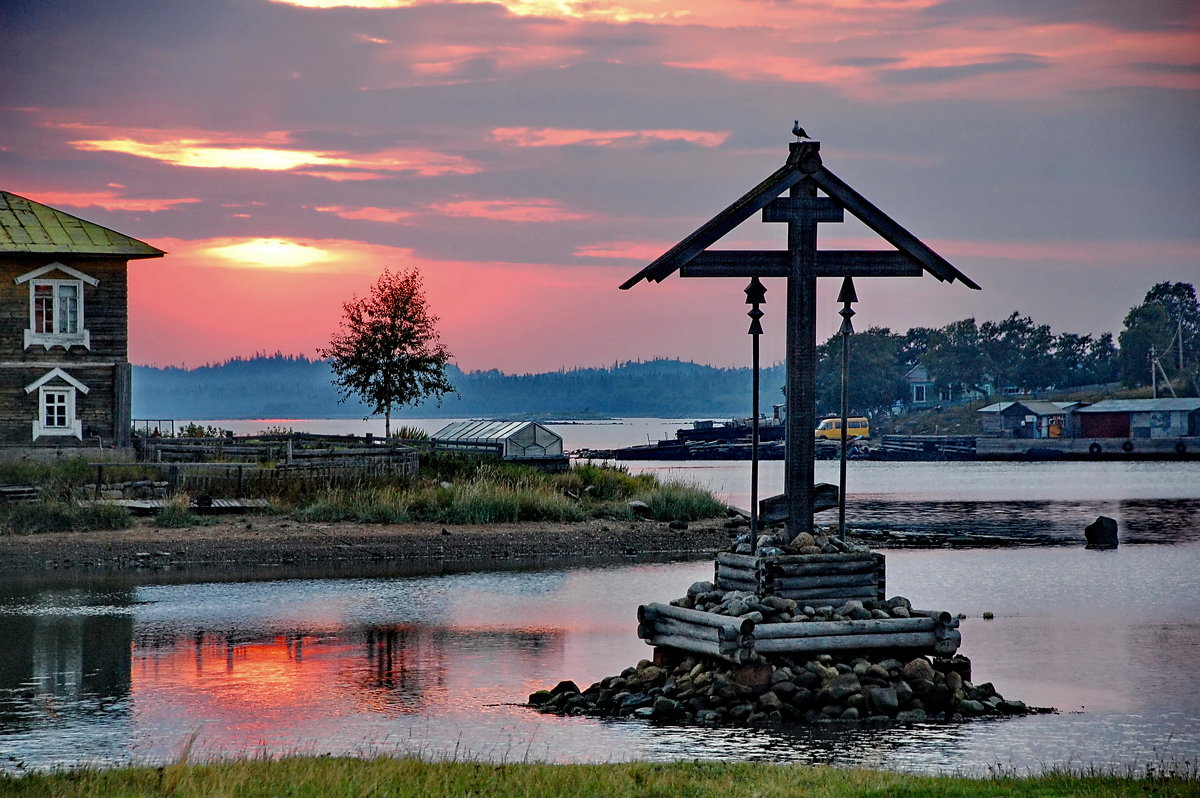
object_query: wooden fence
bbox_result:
[96,434,419,499]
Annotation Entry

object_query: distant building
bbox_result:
[977,400,1072,439]
[0,191,164,452]
[431,420,567,470]
[1074,399,1200,439]
[904,364,989,408]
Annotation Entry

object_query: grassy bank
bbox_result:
[0,456,727,533]
[2,758,1195,797]
[284,461,725,525]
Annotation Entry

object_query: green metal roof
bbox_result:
[0,191,165,258]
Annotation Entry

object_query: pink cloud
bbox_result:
[493,127,729,148]
[313,205,414,223]
[7,188,200,213]
[431,198,592,222]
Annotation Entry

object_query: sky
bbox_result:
[2,0,1198,372]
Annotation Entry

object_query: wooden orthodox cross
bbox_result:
[621,139,980,538]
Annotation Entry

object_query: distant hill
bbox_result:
[132,355,785,420]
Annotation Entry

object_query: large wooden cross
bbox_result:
[621,140,980,537]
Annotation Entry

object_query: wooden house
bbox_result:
[903,363,988,408]
[0,191,164,453]
[977,400,1071,439]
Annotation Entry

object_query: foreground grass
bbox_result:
[2,758,1195,798]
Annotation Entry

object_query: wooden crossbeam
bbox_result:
[680,250,924,278]
[763,196,844,224]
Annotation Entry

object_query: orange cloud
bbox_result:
[5,189,200,213]
[313,205,414,223]
[431,198,591,222]
[57,125,477,178]
[493,127,729,148]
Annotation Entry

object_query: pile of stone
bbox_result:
[673,580,907,621]
[731,528,869,558]
[528,649,1032,726]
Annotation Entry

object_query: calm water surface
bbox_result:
[3,419,1198,774]
[3,546,1198,774]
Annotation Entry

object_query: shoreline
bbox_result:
[0,515,735,584]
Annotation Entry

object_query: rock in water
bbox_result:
[1084,516,1119,549]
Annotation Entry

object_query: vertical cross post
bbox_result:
[785,179,819,538]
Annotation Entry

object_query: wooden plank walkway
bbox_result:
[90,498,271,516]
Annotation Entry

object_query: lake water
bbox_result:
[2,418,1198,775]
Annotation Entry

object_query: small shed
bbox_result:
[431,420,566,467]
[977,400,1069,439]
[1075,399,1200,439]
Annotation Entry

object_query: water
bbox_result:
[3,418,1198,774]
[3,549,1198,774]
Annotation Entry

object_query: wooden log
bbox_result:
[767,574,877,590]
[710,568,758,583]
[770,585,878,601]
[764,560,876,577]
[641,617,749,644]
[753,631,938,654]
[910,609,955,626]
[715,564,757,582]
[639,603,755,634]
[714,578,758,593]
[643,634,750,664]
[762,552,878,566]
[715,552,761,569]
[753,617,935,639]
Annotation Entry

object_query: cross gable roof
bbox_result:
[620,141,979,291]
[0,191,165,258]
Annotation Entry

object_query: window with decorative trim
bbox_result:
[25,368,89,440]
[15,263,96,350]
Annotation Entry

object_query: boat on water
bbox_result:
[580,416,868,461]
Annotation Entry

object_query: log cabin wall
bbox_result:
[0,257,130,448]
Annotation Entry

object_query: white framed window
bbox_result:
[913,384,927,403]
[15,263,96,350]
[25,368,89,440]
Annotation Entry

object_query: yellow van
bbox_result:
[814,416,870,440]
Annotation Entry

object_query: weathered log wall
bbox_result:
[637,600,961,662]
[714,551,885,606]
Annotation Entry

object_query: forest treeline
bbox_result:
[132,356,787,420]
[133,282,1197,421]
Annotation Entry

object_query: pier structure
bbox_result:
[622,138,979,536]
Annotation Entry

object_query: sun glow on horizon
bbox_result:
[206,238,335,269]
